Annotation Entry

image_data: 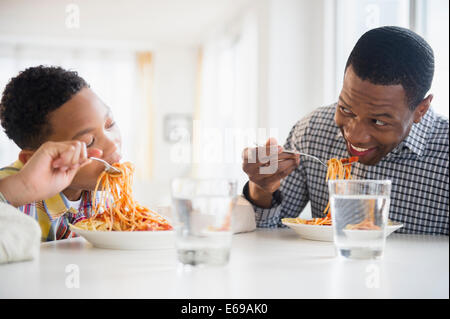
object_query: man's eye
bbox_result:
[340,106,352,114]
[374,119,386,126]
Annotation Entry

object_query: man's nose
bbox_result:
[345,119,371,144]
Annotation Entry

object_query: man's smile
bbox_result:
[346,140,378,158]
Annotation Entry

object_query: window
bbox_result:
[421,0,449,117]
[194,10,259,189]
[0,44,152,173]
[333,0,449,117]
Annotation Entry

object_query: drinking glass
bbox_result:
[328,180,392,260]
[171,178,237,266]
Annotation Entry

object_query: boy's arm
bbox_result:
[0,174,31,207]
[0,141,101,207]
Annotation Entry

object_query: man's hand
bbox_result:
[242,138,299,208]
[0,141,102,207]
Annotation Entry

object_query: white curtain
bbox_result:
[193,11,259,190]
[334,0,449,117]
[424,0,449,117]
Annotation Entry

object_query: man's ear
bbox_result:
[19,149,35,165]
[413,94,433,124]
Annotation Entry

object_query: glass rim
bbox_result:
[328,179,392,185]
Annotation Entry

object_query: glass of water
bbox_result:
[328,180,392,260]
[171,178,238,266]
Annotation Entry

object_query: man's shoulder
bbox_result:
[313,103,338,116]
[425,110,449,156]
[286,103,340,152]
[428,111,449,139]
[292,103,337,131]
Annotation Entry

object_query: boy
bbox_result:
[0,66,122,241]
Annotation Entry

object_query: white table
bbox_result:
[0,229,448,299]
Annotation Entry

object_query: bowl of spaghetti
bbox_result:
[282,156,355,241]
[282,219,333,241]
[69,224,175,250]
[69,162,175,250]
[282,156,403,241]
[282,218,403,242]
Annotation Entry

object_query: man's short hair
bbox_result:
[345,26,434,110]
[0,65,89,149]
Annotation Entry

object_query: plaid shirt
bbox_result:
[244,104,449,235]
[0,160,97,241]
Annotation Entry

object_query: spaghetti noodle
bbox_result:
[283,156,358,226]
[74,162,172,231]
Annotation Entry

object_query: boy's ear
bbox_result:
[19,150,35,165]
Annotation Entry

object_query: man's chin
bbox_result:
[357,157,380,166]
[346,148,382,166]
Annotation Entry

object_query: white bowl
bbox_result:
[69,224,175,250]
[282,220,403,242]
[385,222,404,235]
[282,221,333,241]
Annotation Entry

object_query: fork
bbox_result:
[89,157,122,175]
[282,149,328,168]
[283,149,356,168]
[253,143,352,168]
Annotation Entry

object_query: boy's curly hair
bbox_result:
[0,65,89,149]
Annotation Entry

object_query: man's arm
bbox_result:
[242,112,314,227]
[243,137,299,208]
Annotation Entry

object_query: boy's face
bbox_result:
[46,87,122,191]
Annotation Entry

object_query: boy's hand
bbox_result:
[0,141,102,207]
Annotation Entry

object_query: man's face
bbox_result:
[46,87,122,190]
[335,66,416,166]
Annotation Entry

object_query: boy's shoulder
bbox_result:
[0,160,23,180]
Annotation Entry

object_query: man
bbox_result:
[242,26,448,235]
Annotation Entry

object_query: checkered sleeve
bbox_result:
[243,112,314,228]
[0,191,9,204]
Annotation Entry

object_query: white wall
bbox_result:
[133,46,197,209]
[0,0,331,216]
[0,1,201,209]
[254,0,331,218]
[257,0,331,144]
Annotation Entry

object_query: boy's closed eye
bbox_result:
[72,128,95,148]
[86,136,95,147]
[72,114,116,148]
